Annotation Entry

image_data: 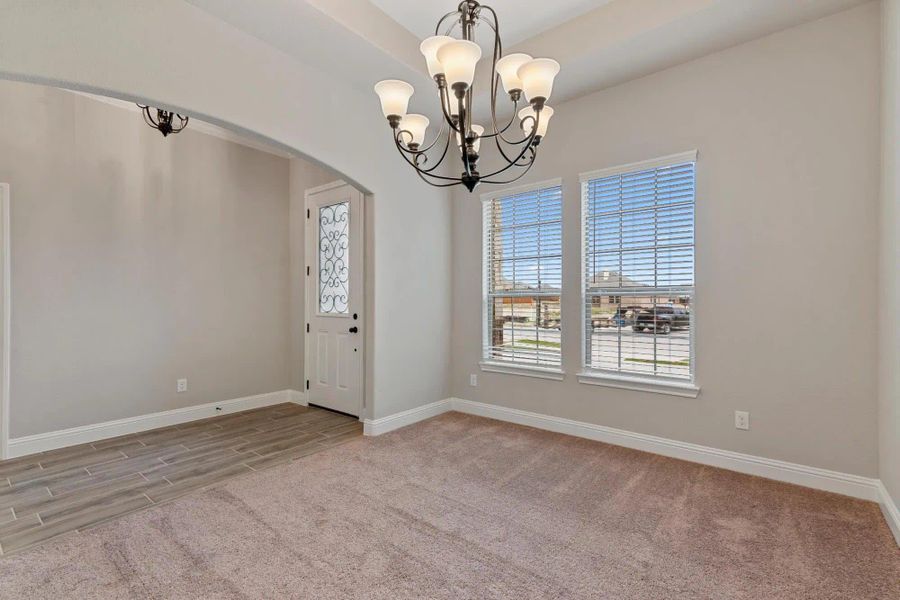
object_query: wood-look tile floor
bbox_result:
[0,403,361,555]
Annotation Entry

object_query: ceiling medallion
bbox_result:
[137,104,189,137]
[374,0,560,192]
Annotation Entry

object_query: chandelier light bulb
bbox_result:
[437,40,482,88]
[517,58,560,102]
[401,114,430,147]
[495,53,532,94]
[458,124,485,153]
[420,36,455,78]
[471,124,485,152]
[374,79,414,118]
[518,105,554,137]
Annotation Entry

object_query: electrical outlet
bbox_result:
[176,378,188,393]
[470,374,478,387]
[734,410,750,430]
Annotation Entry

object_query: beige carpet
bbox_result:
[0,412,897,599]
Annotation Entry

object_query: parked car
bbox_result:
[591,315,612,329]
[633,306,690,334]
[593,307,639,330]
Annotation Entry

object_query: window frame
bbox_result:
[578,151,700,397]
[480,178,565,379]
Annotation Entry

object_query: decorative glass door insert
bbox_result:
[318,201,350,314]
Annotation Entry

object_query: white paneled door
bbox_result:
[305,182,364,417]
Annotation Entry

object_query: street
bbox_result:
[494,323,690,378]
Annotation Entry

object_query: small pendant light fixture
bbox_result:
[137,104,189,137]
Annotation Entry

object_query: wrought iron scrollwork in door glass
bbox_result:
[318,201,350,314]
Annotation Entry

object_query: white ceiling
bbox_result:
[189,0,869,118]
[369,0,613,46]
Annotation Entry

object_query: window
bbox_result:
[483,181,563,369]
[582,152,696,382]
[318,201,350,314]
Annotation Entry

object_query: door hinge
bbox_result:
[306,323,309,333]
[306,266,310,276]
[306,208,310,219]
[306,379,309,390]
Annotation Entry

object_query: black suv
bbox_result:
[633,306,690,334]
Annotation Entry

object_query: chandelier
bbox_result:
[137,105,189,137]
[374,1,560,192]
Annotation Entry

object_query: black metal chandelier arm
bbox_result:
[455,93,474,178]
[395,118,448,157]
[491,130,536,168]
[415,174,462,188]
[481,151,537,185]
[481,3,503,135]
[438,85,464,135]
[488,112,537,170]
[435,7,463,36]
[480,113,540,179]
[418,131,453,173]
[400,128,452,175]
[482,95,520,141]
[392,135,461,182]
[139,106,157,128]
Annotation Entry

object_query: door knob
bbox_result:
[349,326,359,333]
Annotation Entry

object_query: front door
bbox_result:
[305,182,364,417]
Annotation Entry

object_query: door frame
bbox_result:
[303,180,366,418]
[0,184,10,459]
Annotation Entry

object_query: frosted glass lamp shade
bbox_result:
[458,124,485,153]
[518,105,553,137]
[517,58,560,102]
[495,53,532,93]
[436,40,482,88]
[420,36,454,78]
[401,114,429,146]
[374,80,414,118]
[471,124,484,152]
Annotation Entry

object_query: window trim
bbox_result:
[579,151,699,390]
[576,371,700,398]
[480,360,565,381]
[481,178,564,375]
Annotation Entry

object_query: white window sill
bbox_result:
[577,371,700,398]
[479,361,565,381]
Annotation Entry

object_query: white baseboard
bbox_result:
[287,389,307,406]
[7,389,294,458]
[363,398,452,436]
[450,398,881,502]
[877,481,900,545]
[363,397,883,504]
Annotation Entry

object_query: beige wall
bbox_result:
[879,0,900,504]
[451,4,881,476]
[0,0,453,426]
[0,81,295,437]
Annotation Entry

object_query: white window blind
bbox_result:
[582,153,696,381]
[483,183,562,367]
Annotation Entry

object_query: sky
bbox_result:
[492,162,695,291]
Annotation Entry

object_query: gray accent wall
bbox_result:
[0,81,296,437]
[451,3,881,477]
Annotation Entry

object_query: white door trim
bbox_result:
[0,184,10,460]
[304,179,349,196]
[304,181,365,417]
